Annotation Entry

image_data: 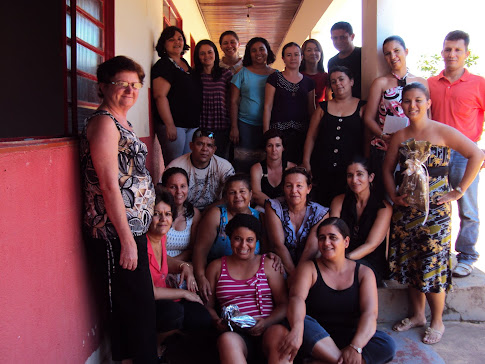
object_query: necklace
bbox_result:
[391,68,409,87]
[168,57,189,74]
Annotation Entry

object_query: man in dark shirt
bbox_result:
[328,21,362,99]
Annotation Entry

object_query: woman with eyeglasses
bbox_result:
[151,26,201,165]
[265,167,329,276]
[80,56,157,363]
[302,66,366,207]
[230,37,276,173]
[219,30,243,74]
[193,39,233,160]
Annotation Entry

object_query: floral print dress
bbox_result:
[80,110,155,240]
[267,197,329,265]
[371,86,408,150]
[389,144,452,293]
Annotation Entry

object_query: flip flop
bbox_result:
[422,326,444,345]
[452,262,473,278]
[392,317,426,332]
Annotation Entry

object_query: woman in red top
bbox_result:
[300,39,331,104]
[146,185,211,358]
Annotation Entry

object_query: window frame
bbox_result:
[163,0,182,29]
[65,0,114,136]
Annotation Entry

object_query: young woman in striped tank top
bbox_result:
[205,214,288,363]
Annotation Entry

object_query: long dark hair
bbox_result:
[193,39,223,81]
[328,65,354,80]
[154,185,178,220]
[299,39,325,73]
[347,155,373,175]
[317,217,350,239]
[160,168,195,219]
[219,30,240,46]
[383,35,406,49]
[402,82,430,100]
[242,37,276,67]
[155,26,190,57]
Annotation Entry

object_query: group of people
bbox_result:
[80,20,484,364]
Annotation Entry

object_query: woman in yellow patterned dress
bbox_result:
[383,82,483,345]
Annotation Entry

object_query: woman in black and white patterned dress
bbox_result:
[263,42,315,164]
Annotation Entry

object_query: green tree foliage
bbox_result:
[418,50,479,78]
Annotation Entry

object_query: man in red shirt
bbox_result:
[428,30,485,277]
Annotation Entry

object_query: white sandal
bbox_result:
[452,262,473,278]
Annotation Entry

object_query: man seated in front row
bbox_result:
[165,128,235,210]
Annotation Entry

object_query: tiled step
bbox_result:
[378,267,485,323]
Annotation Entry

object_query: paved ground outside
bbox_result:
[382,321,485,364]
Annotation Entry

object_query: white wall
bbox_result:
[115,0,209,137]
[273,0,334,71]
[311,0,362,69]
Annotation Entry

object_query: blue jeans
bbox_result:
[300,315,395,364]
[449,149,480,265]
[155,123,197,166]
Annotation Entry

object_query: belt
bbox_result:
[427,166,449,177]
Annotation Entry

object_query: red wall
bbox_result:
[0,139,100,363]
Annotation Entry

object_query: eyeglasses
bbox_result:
[110,81,143,89]
[193,129,215,139]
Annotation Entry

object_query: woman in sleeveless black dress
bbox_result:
[265,218,395,364]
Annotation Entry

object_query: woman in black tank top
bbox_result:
[250,129,296,209]
[263,218,395,364]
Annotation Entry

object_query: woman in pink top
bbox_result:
[147,186,212,359]
[363,35,427,198]
[206,214,288,363]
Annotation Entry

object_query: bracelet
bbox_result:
[349,343,362,354]
[179,262,191,271]
[454,186,464,195]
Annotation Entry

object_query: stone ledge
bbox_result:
[378,267,485,323]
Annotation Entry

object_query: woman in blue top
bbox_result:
[263,42,316,164]
[193,174,263,301]
[230,37,276,173]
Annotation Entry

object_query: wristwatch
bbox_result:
[455,186,464,195]
[349,343,362,354]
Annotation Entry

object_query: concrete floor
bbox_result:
[382,321,485,364]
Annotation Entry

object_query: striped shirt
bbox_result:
[200,69,232,130]
[216,254,274,319]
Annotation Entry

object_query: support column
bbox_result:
[273,0,333,70]
[361,0,400,99]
